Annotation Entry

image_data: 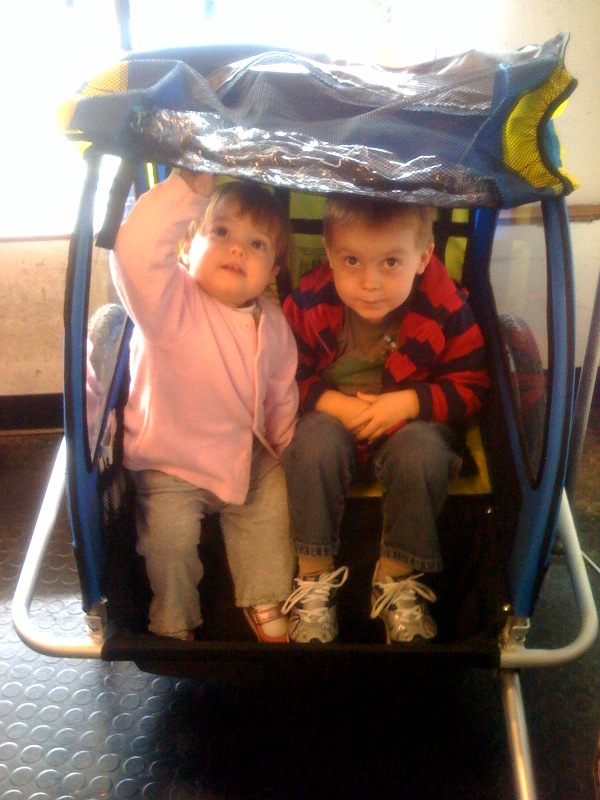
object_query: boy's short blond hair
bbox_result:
[323,193,438,251]
[186,180,292,268]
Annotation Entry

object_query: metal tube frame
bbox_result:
[11,438,103,659]
[565,268,600,499]
[496,487,599,800]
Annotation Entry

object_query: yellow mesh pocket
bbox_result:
[444,209,469,284]
[57,62,130,136]
[503,65,578,192]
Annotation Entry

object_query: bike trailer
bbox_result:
[12,33,597,800]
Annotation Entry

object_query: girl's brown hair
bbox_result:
[184,180,292,269]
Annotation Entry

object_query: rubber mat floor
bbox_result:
[0,409,599,800]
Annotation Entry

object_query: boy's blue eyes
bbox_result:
[343,257,401,270]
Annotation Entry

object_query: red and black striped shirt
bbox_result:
[282,255,490,433]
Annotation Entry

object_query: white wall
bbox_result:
[1,219,596,398]
[0,240,111,395]
[490,218,600,368]
[494,0,600,207]
[491,0,600,368]
[373,0,599,206]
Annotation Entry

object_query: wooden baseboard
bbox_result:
[501,203,600,225]
[0,394,64,432]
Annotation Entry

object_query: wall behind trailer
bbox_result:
[0,240,111,398]
[1,216,597,402]
[0,0,598,421]
[373,0,599,208]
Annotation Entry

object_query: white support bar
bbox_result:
[12,450,596,668]
[500,670,538,800]
[11,437,103,659]
[501,489,598,669]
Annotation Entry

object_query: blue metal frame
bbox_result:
[64,157,577,622]
[508,198,575,616]
[64,150,104,610]
[468,199,575,617]
[64,149,134,612]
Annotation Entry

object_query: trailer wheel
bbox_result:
[498,313,547,478]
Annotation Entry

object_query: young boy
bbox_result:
[281,193,489,644]
[111,170,298,642]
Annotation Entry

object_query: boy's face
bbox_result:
[325,216,434,324]
[188,203,279,307]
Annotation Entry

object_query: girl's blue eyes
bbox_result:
[209,227,267,250]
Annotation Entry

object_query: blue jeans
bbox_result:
[281,412,463,573]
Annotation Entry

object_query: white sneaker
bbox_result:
[281,566,349,643]
[371,573,437,643]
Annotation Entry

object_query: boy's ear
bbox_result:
[417,243,435,274]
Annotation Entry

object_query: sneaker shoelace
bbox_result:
[281,566,349,623]
[370,572,436,621]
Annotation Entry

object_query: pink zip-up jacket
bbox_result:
[110,172,298,505]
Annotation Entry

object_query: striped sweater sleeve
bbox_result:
[411,307,489,424]
[382,257,489,425]
[282,264,342,411]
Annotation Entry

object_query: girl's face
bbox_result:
[325,216,433,324]
[188,203,279,307]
